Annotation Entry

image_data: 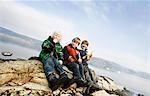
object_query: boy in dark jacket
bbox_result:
[63,37,88,87]
[79,40,101,94]
[39,32,67,91]
[79,40,96,83]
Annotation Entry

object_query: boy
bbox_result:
[39,32,68,91]
[79,40,101,94]
[79,40,96,84]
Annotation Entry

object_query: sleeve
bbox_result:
[62,46,70,60]
[42,40,54,52]
[76,50,81,60]
[57,45,64,60]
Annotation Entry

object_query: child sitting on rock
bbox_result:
[39,32,68,91]
[79,40,95,83]
[79,40,100,93]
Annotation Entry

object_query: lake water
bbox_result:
[89,65,150,96]
[0,42,39,59]
[0,42,150,96]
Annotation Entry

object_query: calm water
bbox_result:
[89,65,150,96]
[1,42,150,96]
[0,42,39,59]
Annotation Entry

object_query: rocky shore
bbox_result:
[0,58,144,96]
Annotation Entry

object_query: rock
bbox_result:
[76,87,84,92]
[96,76,119,92]
[0,60,52,96]
[0,59,138,96]
[60,94,72,96]
[22,82,50,91]
[70,83,77,89]
[0,59,4,63]
[110,94,119,96]
[0,58,26,62]
[28,56,40,60]
[75,92,83,96]
[66,89,73,94]
[53,89,60,95]
[137,94,144,96]
[91,90,110,96]
[0,60,45,86]
[112,89,126,96]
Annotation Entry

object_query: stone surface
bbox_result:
[96,76,119,92]
[92,90,111,96]
[0,59,137,96]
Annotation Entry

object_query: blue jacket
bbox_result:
[79,49,88,65]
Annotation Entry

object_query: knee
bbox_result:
[44,60,55,68]
[71,62,79,68]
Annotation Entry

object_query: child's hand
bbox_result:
[82,56,87,59]
[59,60,63,65]
[87,54,92,60]
[78,58,82,63]
[86,51,92,60]
[68,56,75,62]
[87,51,92,56]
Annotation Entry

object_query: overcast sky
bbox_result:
[0,0,149,73]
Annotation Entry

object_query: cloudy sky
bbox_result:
[0,0,149,73]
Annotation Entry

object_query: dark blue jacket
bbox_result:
[79,49,88,65]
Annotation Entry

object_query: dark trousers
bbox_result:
[66,62,82,79]
[84,64,96,83]
[78,63,85,80]
[43,56,65,78]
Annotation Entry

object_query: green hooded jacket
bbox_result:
[39,36,63,63]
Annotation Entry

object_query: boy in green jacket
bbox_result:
[39,32,67,91]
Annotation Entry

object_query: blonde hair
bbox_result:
[52,31,62,38]
[72,37,81,45]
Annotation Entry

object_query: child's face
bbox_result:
[72,41,79,48]
[52,33,62,43]
[81,44,88,50]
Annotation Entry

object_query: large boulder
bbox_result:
[92,90,117,96]
[0,60,52,96]
[96,76,119,92]
[0,59,134,96]
[0,60,48,86]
